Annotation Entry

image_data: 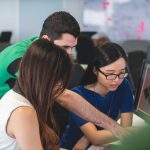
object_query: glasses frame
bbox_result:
[97,68,128,80]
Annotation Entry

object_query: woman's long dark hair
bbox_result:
[17,39,72,149]
[80,42,127,86]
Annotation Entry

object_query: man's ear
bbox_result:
[41,35,51,41]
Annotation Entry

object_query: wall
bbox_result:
[0,0,83,43]
[19,0,62,41]
[0,0,19,43]
[62,0,84,30]
[1,0,150,43]
[19,0,84,41]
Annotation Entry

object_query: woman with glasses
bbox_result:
[60,42,134,150]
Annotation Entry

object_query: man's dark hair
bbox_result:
[40,11,80,40]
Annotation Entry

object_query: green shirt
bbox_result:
[0,36,38,98]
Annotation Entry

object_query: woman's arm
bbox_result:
[80,122,117,146]
[56,89,127,139]
[120,112,133,127]
[7,106,43,150]
[120,112,140,133]
[73,112,133,148]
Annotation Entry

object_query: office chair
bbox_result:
[0,31,12,43]
[127,50,147,93]
[76,35,98,64]
[68,63,85,89]
[122,39,150,53]
[0,42,11,52]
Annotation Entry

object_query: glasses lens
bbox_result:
[119,73,128,79]
[107,73,128,80]
[107,75,117,80]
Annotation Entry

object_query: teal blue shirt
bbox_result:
[60,79,134,150]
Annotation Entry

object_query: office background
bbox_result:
[1,0,150,44]
[0,0,84,43]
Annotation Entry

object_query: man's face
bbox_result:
[53,33,77,55]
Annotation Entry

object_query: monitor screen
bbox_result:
[135,60,150,122]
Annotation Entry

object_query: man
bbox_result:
[0,11,126,139]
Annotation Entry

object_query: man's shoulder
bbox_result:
[1,36,38,51]
[0,36,38,58]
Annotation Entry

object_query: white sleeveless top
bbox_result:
[0,90,32,150]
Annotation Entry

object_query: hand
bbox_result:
[111,125,130,140]
[73,136,89,150]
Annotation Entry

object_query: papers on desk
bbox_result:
[88,145,105,150]
[88,142,121,150]
[132,113,147,127]
[117,113,147,127]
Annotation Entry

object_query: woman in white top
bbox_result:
[0,39,72,150]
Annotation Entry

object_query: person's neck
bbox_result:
[86,83,108,97]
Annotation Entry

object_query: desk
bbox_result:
[118,113,146,127]
[87,113,147,150]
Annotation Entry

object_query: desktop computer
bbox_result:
[134,59,150,123]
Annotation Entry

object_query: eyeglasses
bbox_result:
[97,69,128,80]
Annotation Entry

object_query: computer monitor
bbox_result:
[135,60,150,122]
